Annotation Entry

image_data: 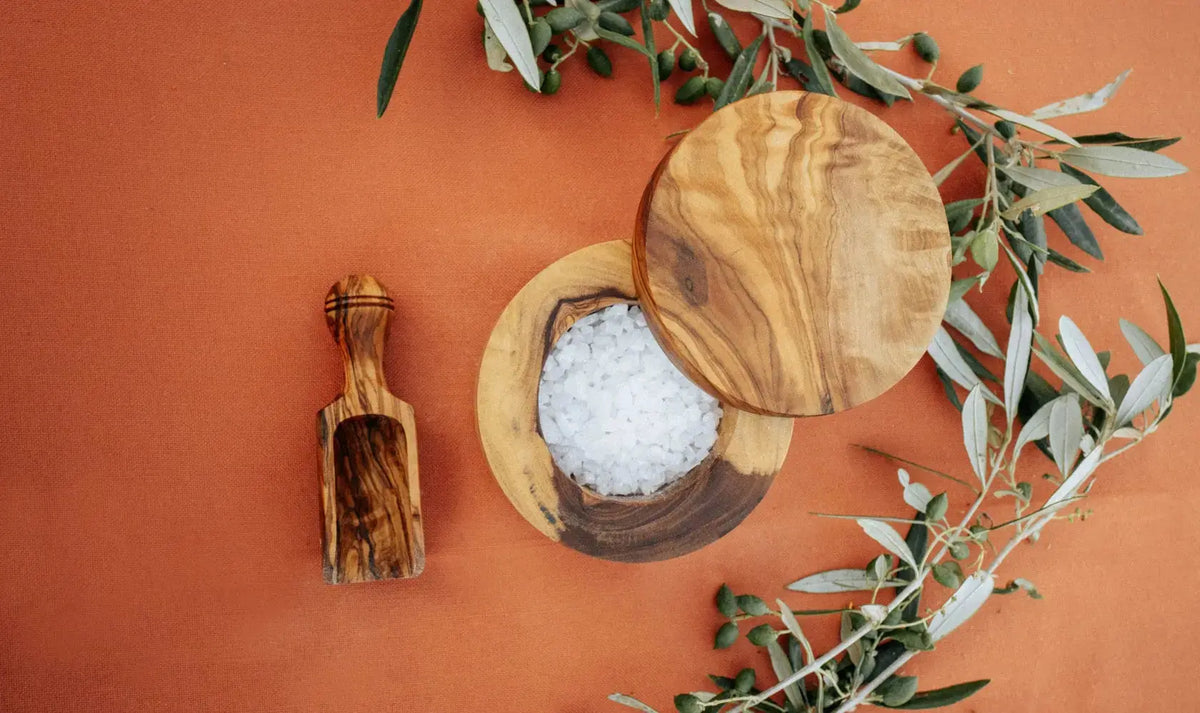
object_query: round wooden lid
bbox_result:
[633,91,951,418]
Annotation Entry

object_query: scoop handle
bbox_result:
[325,275,393,397]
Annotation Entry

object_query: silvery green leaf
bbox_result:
[1046,445,1103,508]
[800,14,836,96]
[1048,394,1083,476]
[858,518,916,567]
[999,184,1099,221]
[1031,69,1131,120]
[929,327,1002,404]
[787,568,901,593]
[856,40,905,51]
[948,275,981,304]
[985,108,1079,146]
[666,0,697,34]
[1059,316,1113,403]
[766,639,804,709]
[714,0,791,19]
[927,572,995,642]
[1112,426,1142,439]
[1120,319,1166,366]
[1003,249,1041,326]
[482,22,513,72]
[1014,396,1058,455]
[903,479,932,513]
[689,692,716,702]
[961,385,989,485]
[608,693,661,712]
[1002,165,1083,190]
[1032,333,1108,407]
[822,8,911,98]
[1059,145,1188,179]
[777,599,807,644]
[898,469,931,511]
[1004,285,1033,424]
[1115,354,1173,425]
[1190,344,1200,355]
[841,611,864,666]
[944,299,1004,359]
[860,604,888,624]
[480,0,541,90]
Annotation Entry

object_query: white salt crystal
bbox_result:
[537,304,723,497]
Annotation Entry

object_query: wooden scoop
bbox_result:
[317,275,424,583]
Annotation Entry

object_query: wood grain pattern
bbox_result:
[476,241,794,563]
[634,91,951,417]
[318,275,424,583]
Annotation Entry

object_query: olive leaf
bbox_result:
[999,184,1098,221]
[985,108,1079,146]
[856,40,906,51]
[943,298,1004,358]
[1058,163,1143,235]
[1046,445,1103,508]
[479,0,541,90]
[1160,279,1188,387]
[898,468,933,512]
[482,22,513,72]
[801,14,837,95]
[857,519,917,567]
[1048,201,1102,260]
[1073,132,1181,152]
[595,26,655,56]
[1120,319,1166,366]
[1030,69,1130,120]
[715,34,765,109]
[608,693,662,712]
[639,3,660,109]
[777,600,809,644]
[1004,283,1033,424]
[377,0,425,117]
[714,0,791,19]
[1048,393,1083,476]
[1002,165,1082,190]
[822,7,911,98]
[1115,354,1173,425]
[787,568,903,593]
[766,639,804,710]
[1059,316,1113,403]
[961,385,989,485]
[948,275,981,303]
[927,572,994,641]
[1033,333,1108,407]
[1059,145,1187,179]
[882,680,990,710]
[1014,396,1057,456]
[665,0,697,34]
[928,327,1001,404]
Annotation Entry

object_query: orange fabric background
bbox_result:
[3,1,1199,711]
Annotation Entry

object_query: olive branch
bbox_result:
[375,1,1196,710]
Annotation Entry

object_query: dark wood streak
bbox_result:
[553,451,773,563]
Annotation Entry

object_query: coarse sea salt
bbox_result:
[537,303,722,496]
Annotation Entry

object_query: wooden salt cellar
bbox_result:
[318,275,424,583]
[477,91,951,562]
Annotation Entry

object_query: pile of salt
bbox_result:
[538,304,722,496]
